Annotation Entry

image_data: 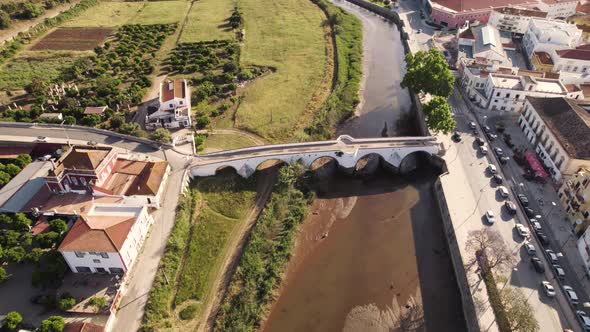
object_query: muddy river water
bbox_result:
[262,1,466,331]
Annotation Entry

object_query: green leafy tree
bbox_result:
[62,116,76,125]
[15,154,32,168]
[13,213,32,232]
[81,114,100,127]
[150,128,171,143]
[36,231,60,249]
[49,219,67,234]
[4,163,21,177]
[110,114,125,129]
[401,48,455,97]
[88,296,108,312]
[21,2,44,18]
[119,122,144,137]
[0,244,3,259]
[5,246,25,263]
[501,287,539,332]
[422,96,456,135]
[195,115,210,129]
[5,311,22,330]
[0,10,11,29]
[26,248,43,264]
[39,316,65,332]
[25,77,48,98]
[0,171,10,186]
[0,266,6,284]
[57,296,75,311]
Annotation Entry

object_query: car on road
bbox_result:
[479,145,488,154]
[531,257,545,273]
[518,194,529,207]
[492,174,503,184]
[524,207,535,218]
[504,201,517,215]
[516,224,530,238]
[563,285,579,305]
[485,210,495,224]
[452,132,462,141]
[541,281,556,297]
[524,241,536,255]
[532,221,542,233]
[553,264,566,280]
[537,233,550,246]
[487,132,497,141]
[35,136,48,143]
[475,137,485,146]
[498,186,509,198]
[488,164,497,174]
[493,147,504,157]
[469,121,476,129]
[499,156,510,164]
[483,125,491,133]
[546,249,558,263]
[417,29,422,33]
[577,311,590,331]
[87,140,98,146]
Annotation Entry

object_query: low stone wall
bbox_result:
[432,176,480,332]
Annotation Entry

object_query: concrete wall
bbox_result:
[433,176,481,332]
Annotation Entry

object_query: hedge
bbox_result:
[482,268,512,332]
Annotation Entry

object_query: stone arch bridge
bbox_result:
[189,135,442,178]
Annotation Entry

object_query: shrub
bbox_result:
[49,219,67,234]
[179,304,198,320]
[110,114,125,129]
[195,115,210,129]
[482,270,511,332]
[21,2,44,19]
[6,311,22,330]
[14,154,32,168]
[238,69,255,81]
[150,128,171,143]
[57,295,75,311]
[81,114,100,127]
[4,163,21,177]
[26,248,43,264]
[88,296,108,311]
[222,62,238,73]
[39,316,64,332]
[0,10,11,29]
[5,246,25,263]
[62,115,76,125]
[36,231,60,249]
[0,266,6,284]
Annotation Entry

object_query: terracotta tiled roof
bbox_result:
[83,106,107,115]
[58,215,135,252]
[533,51,553,65]
[495,6,548,18]
[577,2,590,13]
[432,0,530,12]
[127,161,168,196]
[526,96,590,159]
[459,28,474,40]
[556,48,590,61]
[565,84,581,92]
[65,322,105,332]
[160,79,186,103]
[545,72,560,79]
[58,147,111,172]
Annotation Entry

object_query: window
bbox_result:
[76,266,91,273]
[89,251,98,255]
[505,93,510,98]
[71,177,78,186]
[100,252,109,259]
[169,103,173,108]
[80,177,87,185]
[584,211,589,219]
[109,267,124,274]
[93,259,101,263]
[516,94,520,99]
[75,251,85,258]
[496,92,501,97]
[179,100,183,105]
[96,267,106,273]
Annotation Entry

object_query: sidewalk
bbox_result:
[457,87,590,303]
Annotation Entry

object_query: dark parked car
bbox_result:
[475,137,485,146]
[537,233,550,246]
[531,257,545,273]
[500,156,510,165]
[492,174,503,184]
[483,125,491,133]
[518,194,529,207]
[525,207,535,218]
[487,132,498,141]
[505,201,517,215]
[452,132,462,141]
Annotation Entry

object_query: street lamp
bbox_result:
[483,115,488,126]
[60,120,71,147]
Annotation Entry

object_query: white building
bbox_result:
[552,45,590,73]
[577,226,590,277]
[536,0,579,18]
[488,7,548,34]
[523,19,582,58]
[58,204,154,274]
[146,79,191,129]
[518,96,590,180]
[458,25,511,66]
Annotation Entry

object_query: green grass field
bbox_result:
[0,51,85,90]
[202,133,257,152]
[179,0,235,42]
[235,0,329,142]
[63,1,188,27]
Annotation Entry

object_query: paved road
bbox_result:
[449,90,582,331]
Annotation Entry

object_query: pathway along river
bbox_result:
[262,1,466,332]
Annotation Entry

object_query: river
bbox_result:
[262,1,466,331]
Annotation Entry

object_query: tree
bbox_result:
[57,296,75,311]
[62,115,76,125]
[36,231,60,249]
[119,122,144,137]
[13,213,32,232]
[15,154,32,168]
[0,266,6,284]
[0,10,11,29]
[25,78,48,99]
[195,115,210,129]
[26,248,43,264]
[21,2,44,19]
[150,128,171,143]
[39,316,64,332]
[422,96,456,135]
[49,219,67,234]
[5,311,22,330]
[81,114,100,127]
[401,48,455,97]
[466,228,514,272]
[5,246,25,263]
[88,296,107,312]
[501,287,539,332]
[4,163,21,177]
[0,171,10,186]
[110,114,125,129]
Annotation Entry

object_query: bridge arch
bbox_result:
[215,165,239,176]
[398,150,433,175]
[308,156,340,179]
[354,153,385,176]
[255,158,288,173]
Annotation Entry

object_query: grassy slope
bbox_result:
[202,133,257,152]
[179,0,235,42]
[235,0,328,142]
[63,1,187,27]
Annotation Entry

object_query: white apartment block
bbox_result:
[523,19,582,58]
[488,7,548,34]
[518,96,590,181]
[536,0,579,18]
[457,24,511,66]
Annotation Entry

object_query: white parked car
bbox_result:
[546,249,558,263]
[498,186,509,198]
[515,224,529,238]
[485,210,495,224]
[524,242,536,255]
[541,281,555,297]
[563,285,579,305]
[480,145,488,155]
[488,164,497,174]
[469,121,476,129]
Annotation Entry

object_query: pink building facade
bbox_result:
[425,0,537,28]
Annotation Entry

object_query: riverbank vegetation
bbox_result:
[214,163,312,331]
[305,0,363,140]
[142,173,257,331]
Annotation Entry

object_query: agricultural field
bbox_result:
[0,51,82,90]
[179,0,235,42]
[235,0,330,141]
[142,174,257,330]
[30,27,113,51]
[62,1,187,27]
